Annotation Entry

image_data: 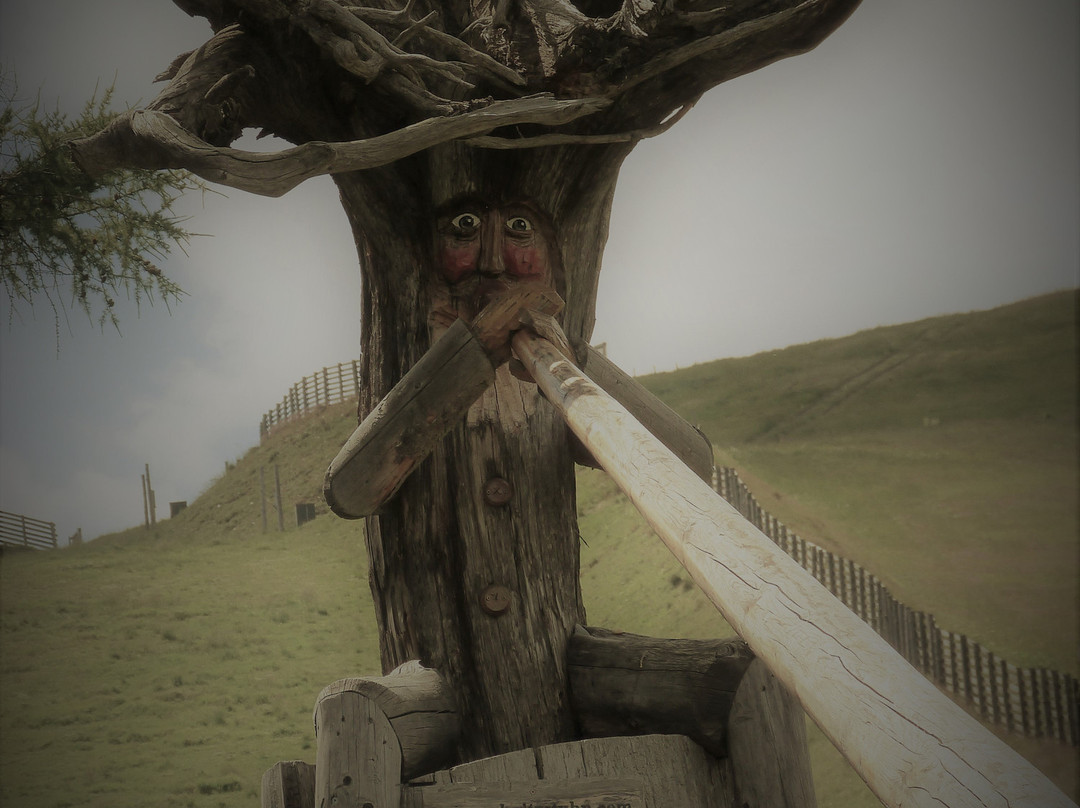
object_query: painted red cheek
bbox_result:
[437,244,479,283]
[503,244,547,280]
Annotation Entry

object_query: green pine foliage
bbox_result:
[0,71,205,331]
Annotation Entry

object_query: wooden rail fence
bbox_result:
[260,360,361,438]
[0,510,58,550]
[713,466,1080,747]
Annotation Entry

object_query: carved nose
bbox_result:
[477,222,505,277]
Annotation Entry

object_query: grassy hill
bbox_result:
[1,290,1076,808]
[641,289,1079,675]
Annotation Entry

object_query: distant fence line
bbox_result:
[0,510,58,550]
[713,466,1079,748]
[256,362,1078,746]
[258,350,608,438]
[260,360,361,438]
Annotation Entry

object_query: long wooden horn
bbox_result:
[511,328,1075,808]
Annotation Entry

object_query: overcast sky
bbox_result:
[1,0,1077,543]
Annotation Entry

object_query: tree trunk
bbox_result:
[334,140,633,759]
[67,0,865,766]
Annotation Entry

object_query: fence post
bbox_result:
[1034,669,1047,739]
[1020,668,1033,737]
[934,627,947,692]
[987,649,1000,725]
[856,564,867,623]
[275,464,284,532]
[949,633,961,701]
[141,473,150,529]
[145,463,157,526]
[260,466,268,533]
[1001,660,1013,733]
[1067,674,1079,746]
[1048,669,1062,742]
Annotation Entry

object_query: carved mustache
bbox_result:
[447,275,512,314]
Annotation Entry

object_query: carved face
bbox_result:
[433,199,562,321]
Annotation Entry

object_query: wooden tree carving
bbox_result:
[73,0,862,762]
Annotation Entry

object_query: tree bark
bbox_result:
[333,140,634,758]
[67,0,865,764]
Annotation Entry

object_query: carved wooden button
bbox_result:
[483,477,513,506]
[479,585,512,616]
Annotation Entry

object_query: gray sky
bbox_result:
[1,0,1077,542]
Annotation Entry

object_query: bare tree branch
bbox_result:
[71,94,611,196]
[72,0,861,188]
[616,0,841,94]
[402,25,528,90]
[463,95,699,148]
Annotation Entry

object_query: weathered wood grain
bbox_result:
[409,777,643,807]
[403,734,732,808]
[71,94,611,197]
[425,746,538,785]
[512,329,1076,808]
[315,692,400,808]
[537,736,732,808]
[301,661,460,808]
[577,346,714,480]
[728,658,817,808]
[325,287,564,518]
[314,661,460,782]
[324,319,494,518]
[261,761,316,808]
[567,626,754,757]
[68,0,867,768]
[469,286,565,361]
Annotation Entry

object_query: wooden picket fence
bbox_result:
[260,360,361,438]
[0,510,58,550]
[713,466,1080,747]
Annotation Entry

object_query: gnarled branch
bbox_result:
[73,0,861,188]
[71,94,610,196]
[463,95,698,148]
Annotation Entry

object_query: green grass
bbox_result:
[643,290,1079,674]
[577,466,735,640]
[719,421,1078,673]
[0,502,375,807]
[2,291,1077,807]
[643,290,1078,444]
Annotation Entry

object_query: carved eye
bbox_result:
[451,212,481,233]
[505,216,532,233]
